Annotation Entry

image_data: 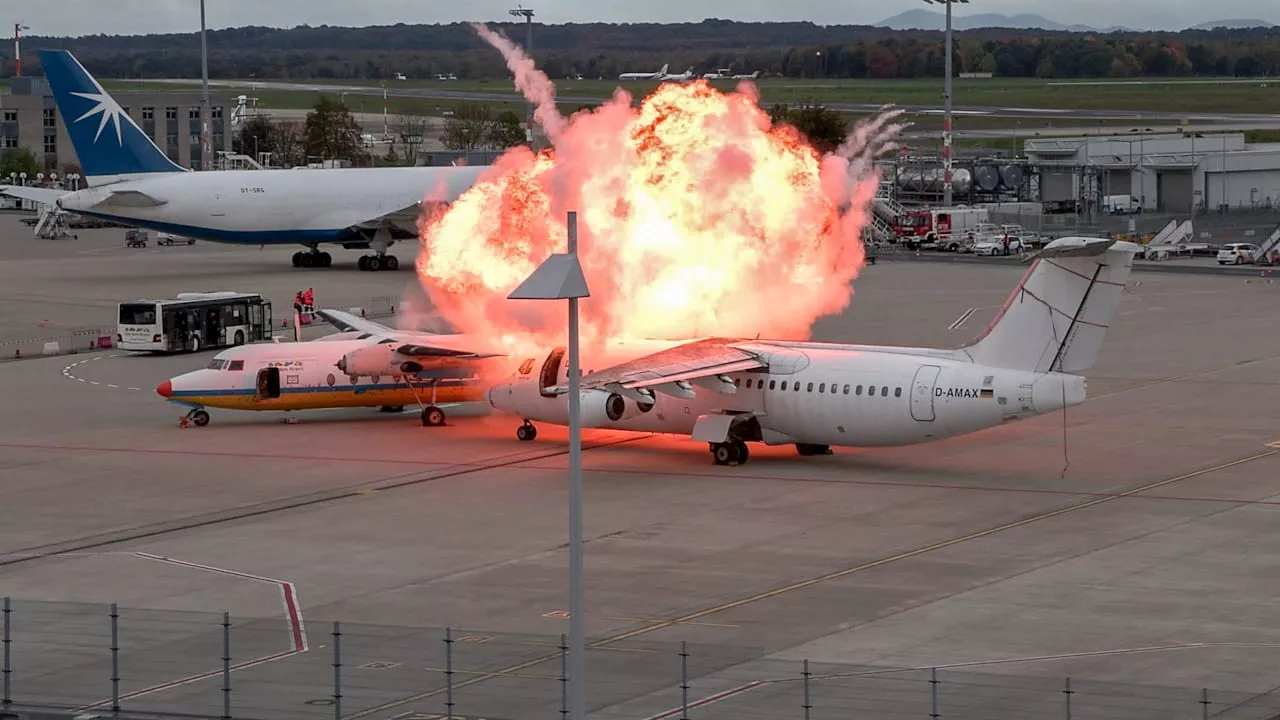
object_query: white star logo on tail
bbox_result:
[70,81,126,146]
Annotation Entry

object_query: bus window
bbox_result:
[119,303,157,325]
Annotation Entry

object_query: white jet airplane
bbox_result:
[0,50,486,272]
[156,309,503,427]
[486,237,1140,465]
[618,64,669,81]
[660,67,697,82]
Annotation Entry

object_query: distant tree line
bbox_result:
[5,21,1280,80]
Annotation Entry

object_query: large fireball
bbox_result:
[415,25,905,358]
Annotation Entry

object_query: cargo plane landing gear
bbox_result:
[404,376,447,427]
[180,408,210,428]
[358,253,400,272]
[516,421,538,441]
[710,439,749,465]
[292,247,332,268]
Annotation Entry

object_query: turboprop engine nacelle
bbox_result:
[336,344,423,378]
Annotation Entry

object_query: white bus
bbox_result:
[117,292,273,353]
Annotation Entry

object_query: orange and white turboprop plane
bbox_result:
[156,309,504,427]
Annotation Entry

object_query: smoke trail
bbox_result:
[471,23,568,143]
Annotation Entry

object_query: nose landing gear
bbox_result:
[516,421,538,442]
[179,408,211,428]
[710,439,749,466]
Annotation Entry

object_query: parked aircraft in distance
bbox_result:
[487,237,1140,465]
[157,310,501,427]
[0,50,487,272]
[660,67,697,82]
[619,63,669,80]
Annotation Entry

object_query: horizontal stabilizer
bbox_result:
[1027,236,1117,260]
[0,186,66,206]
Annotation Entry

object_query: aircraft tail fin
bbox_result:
[659,63,669,76]
[961,237,1141,374]
[39,49,185,185]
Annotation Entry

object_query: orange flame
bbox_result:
[416,27,905,362]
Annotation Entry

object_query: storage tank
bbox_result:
[998,165,1024,190]
[973,165,1001,192]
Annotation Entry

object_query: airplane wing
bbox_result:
[314,308,396,335]
[577,338,766,401]
[0,185,66,206]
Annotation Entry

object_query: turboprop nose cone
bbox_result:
[156,380,173,398]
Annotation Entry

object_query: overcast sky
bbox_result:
[17,0,1279,37]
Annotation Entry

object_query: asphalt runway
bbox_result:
[1,234,1280,720]
[138,78,1280,124]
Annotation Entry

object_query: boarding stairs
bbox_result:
[33,207,74,240]
[1142,219,1195,260]
[869,183,906,243]
[1252,223,1280,265]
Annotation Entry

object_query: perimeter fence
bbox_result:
[2,599,1278,720]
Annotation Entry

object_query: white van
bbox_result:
[1102,195,1141,214]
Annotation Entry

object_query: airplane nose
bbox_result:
[156,380,172,398]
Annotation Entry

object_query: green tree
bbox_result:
[440,104,493,151]
[234,115,274,159]
[768,102,848,154]
[488,110,528,150]
[303,96,366,162]
[0,148,40,182]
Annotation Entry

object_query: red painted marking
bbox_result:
[0,441,449,467]
[75,553,308,710]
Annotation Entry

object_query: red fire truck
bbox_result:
[893,207,990,250]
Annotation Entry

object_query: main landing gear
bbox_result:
[292,249,332,268]
[358,254,400,272]
[180,408,210,428]
[710,439,750,466]
[795,443,833,456]
[403,375,447,427]
[516,421,538,441]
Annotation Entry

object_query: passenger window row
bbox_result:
[737,377,902,398]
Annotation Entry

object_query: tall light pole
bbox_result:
[509,6,535,148]
[13,24,30,77]
[199,0,212,172]
[508,211,590,720]
[923,0,967,207]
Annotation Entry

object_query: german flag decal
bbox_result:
[979,388,994,399]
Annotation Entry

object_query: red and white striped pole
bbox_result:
[14,23,27,78]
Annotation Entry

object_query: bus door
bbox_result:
[205,307,224,346]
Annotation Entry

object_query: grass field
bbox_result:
[257,75,1280,115]
[95,75,1280,117]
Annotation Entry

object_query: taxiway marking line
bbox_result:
[607,615,741,629]
[947,307,976,330]
[346,449,1276,719]
[75,552,307,710]
[642,680,767,720]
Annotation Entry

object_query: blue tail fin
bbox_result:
[40,49,185,182]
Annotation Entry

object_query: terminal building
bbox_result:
[0,76,233,176]
[1024,132,1280,215]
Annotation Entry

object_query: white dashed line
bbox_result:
[60,353,141,391]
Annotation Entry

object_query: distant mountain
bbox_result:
[874,9,1114,32]
[1189,19,1275,30]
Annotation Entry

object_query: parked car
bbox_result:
[974,236,1023,256]
[1216,243,1259,265]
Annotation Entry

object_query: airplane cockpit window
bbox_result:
[228,360,244,371]
[206,359,227,370]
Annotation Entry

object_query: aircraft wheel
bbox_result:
[422,405,446,427]
[191,410,210,427]
[385,255,399,271]
[367,255,383,272]
[712,443,734,466]
[291,252,302,267]
[358,256,369,271]
[319,252,332,267]
[732,440,749,465]
[517,422,537,441]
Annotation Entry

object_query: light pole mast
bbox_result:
[199,0,212,171]
[924,0,968,207]
[509,6,535,148]
[14,24,30,77]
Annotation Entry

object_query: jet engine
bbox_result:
[336,343,419,378]
[557,389,654,427]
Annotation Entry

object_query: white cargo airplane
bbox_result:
[156,309,502,427]
[486,237,1140,465]
[618,64,669,81]
[660,67,696,82]
[0,50,486,272]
